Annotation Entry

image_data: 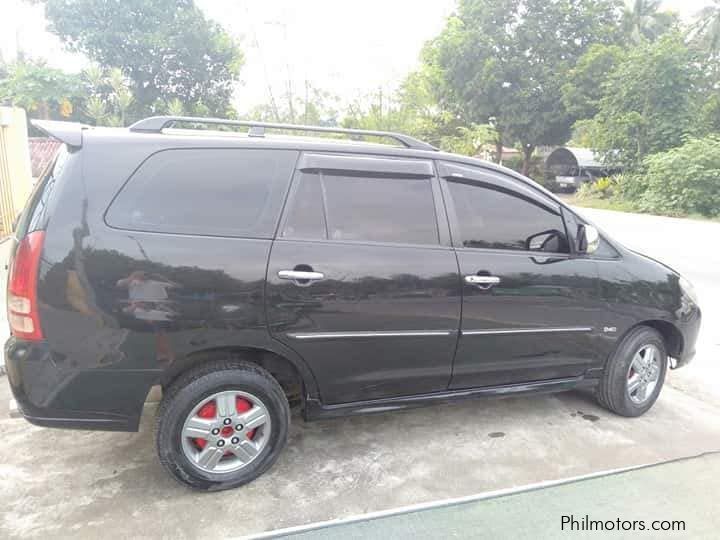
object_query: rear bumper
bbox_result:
[5,337,156,431]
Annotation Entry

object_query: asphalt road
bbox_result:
[1,208,719,539]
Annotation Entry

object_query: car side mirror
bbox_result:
[525,229,565,253]
[577,224,599,254]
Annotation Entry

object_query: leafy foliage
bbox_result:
[576,176,617,200]
[428,0,623,173]
[250,82,340,126]
[39,0,243,117]
[561,44,624,121]
[581,34,703,168]
[691,0,720,56]
[621,0,678,43]
[635,136,720,217]
[0,59,81,119]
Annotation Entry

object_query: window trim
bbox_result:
[277,152,452,249]
[438,164,571,256]
[298,153,435,177]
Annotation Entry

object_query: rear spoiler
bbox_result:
[31,119,88,148]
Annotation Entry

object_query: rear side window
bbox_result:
[281,174,326,240]
[447,180,569,253]
[282,171,439,245]
[106,149,298,238]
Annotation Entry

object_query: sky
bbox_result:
[0,0,714,114]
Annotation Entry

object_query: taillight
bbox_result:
[7,230,45,341]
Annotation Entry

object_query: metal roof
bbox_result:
[28,137,62,177]
[547,147,603,169]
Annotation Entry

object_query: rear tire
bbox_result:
[597,326,667,417]
[156,360,290,491]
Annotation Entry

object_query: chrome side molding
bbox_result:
[462,327,593,336]
[287,330,454,340]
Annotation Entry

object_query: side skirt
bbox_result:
[304,376,597,421]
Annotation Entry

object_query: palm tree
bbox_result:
[693,1,720,55]
[108,68,133,126]
[622,0,676,43]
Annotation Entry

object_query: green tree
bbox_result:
[78,65,136,126]
[693,1,720,55]
[561,44,624,121]
[582,34,703,168]
[621,0,678,43]
[429,0,623,174]
[342,84,437,140]
[108,68,133,126]
[248,81,340,126]
[341,63,468,152]
[84,95,109,125]
[38,0,243,117]
[0,59,81,119]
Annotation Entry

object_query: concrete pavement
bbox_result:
[273,453,720,539]
[0,208,719,539]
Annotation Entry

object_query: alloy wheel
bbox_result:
[626,344,661,405]
[180,390,271,474]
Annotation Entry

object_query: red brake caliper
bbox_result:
[193,400,216,450]
[192,397,256,452]
[237,397,256,440]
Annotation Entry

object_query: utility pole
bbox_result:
[304,79,310,125]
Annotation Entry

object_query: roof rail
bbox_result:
[128,116,438,151]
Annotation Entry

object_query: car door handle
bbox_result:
[464,275,501,288]
[278,270,325,282]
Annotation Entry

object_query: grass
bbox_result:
[560,193,720,222]
[563,194,637,213]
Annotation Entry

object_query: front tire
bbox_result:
[156,360,290,491]
[597,326,667,417]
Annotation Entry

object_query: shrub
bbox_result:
[576,176,617,200]
[637,136,720,217]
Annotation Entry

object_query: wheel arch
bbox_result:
[617,320,684,360]
[158,343,321,405]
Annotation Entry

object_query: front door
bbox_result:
[266,153,461,404]
[438,162,604,389]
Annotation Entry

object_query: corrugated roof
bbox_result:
[28,137,62,178]
[562,147,603,168]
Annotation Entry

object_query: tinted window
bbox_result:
[281,173,326,239]
[594,236,620,259]
[447,180,568,253]
[106,149,298,237]
[321,173,438,245]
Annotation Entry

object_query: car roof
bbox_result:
[33,119,563,206]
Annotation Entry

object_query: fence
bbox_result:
[0,107,34,236]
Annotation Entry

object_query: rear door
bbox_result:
[438,162,604,389]
[266,153,461,404]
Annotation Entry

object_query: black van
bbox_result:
[5,117,701,490]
